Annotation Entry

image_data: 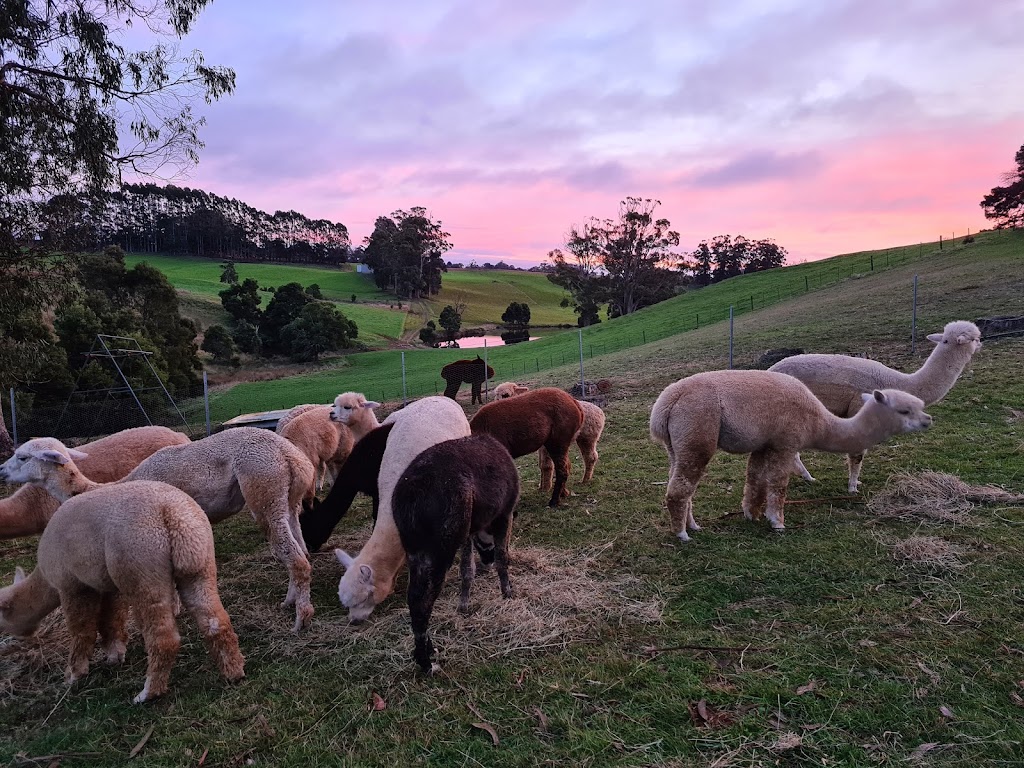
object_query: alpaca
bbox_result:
[0,425,190,540]
[279,407,355,491]
[492,382,606,486]
[769,320,982,491]
[299,423,394,552]
[470,387,585,506]
[329,391,383,439]
[392,434,520,673]
[650,370,932,541]
[0,439,244,702]
[441,357,495,404]
[334,396,471,623]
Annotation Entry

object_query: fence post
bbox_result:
[8,388,16,446]
[483,341,489,401]
[911,275,918,354]
[203,371,211,436]
[578,329,586,395]
[642,330,646,344]
[729,305,734,369]
[401,351,408,405]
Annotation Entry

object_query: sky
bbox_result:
[134,0,1024,266]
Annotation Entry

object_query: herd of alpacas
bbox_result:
[0,320,983,700]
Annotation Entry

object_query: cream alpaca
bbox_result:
[279,407,355,491]
[770,320,981,491]
[649,370,932,541]
[0,439,244,703]
[0,425,189,539]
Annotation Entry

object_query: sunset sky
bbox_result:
[152,0,1023,266]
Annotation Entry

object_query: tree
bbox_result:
[438,305,463,343]
[501,302,532,344]
[281,302,358,362]
[219,278,263,327]
[201,324,240,366]
[261,282,313,353]
[363,208,452,298]
[981,142,1024,228]
[418,320,438,347]
[687,235,788,286]
[220,261,239,284]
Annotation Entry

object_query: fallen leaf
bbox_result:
[129,725,155,759]
[472,722,499,746]
[198,748,209,766]
[515,668,528,688]
[858,639,878,648]
[533,707,549,732]
[939,705,955,719]
[688,700,737,730]
[909,742,940,761]
[1010,691,1024,707]
[370,692,386,712]
[909,597,924,609]
[774,732,802,751]
[696,699,710,721]
[796,680,819,695]
[917,662,941,685]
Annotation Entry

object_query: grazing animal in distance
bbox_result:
[441,356,495,404]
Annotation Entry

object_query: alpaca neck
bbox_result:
[42,465,100,502]
[904,344,972,405]
[808,408,891,455]
[5,569,62,635]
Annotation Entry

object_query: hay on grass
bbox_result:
[890,535,967,573]
[867,471,1024,525]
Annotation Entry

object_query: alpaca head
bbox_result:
[859,389,932,434]
[0,567,45,638]
[335,549,378,623]
[0,437,88,486]
[493,382,529,400]
[330,392,381,425]
[926,321,983,357]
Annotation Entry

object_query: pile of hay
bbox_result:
[867,471,1024,525]
[890,535,967,573]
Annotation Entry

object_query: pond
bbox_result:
[442,334,540,349]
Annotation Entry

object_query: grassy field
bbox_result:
[2,231,1023,766]
[427,269,578,326]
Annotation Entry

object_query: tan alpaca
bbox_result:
[0,425,189,539]
[0,439,244,703]
[492,382,607,485]
[649,370,932,541]
[770,320,981,491]
[279,407,355,491]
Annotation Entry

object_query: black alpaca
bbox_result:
[392,434,520,673]
[440,356,495,404]
[299,423,394,552]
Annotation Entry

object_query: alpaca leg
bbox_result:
[847,452,866,493]
[471,381,482,404]
[287,502,310,558]
[488,514,513,599]
[62,589,102,684]
[665,450,712,541]
[546,446,572,507]
[98,592,129,665]
[793,452,815,482]
[579,438,599,483]
[407,554,450,673]
[762,456,794,531]
[458,538,476,613]
[742,453,771,522]
[472,531,495,571]
[443,380,460,400]
[177,575,245,682]
[130,588,181,703]
[537,447,555,491]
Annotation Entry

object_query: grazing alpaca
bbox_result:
[0,425,190,540]
[769,320,982,491]
[0,440,244,703]
[299,423,394,552]
[441,356,495,404]
[470,387,584,506]
[493,381,607,485]
[650,370,932,541]
[334,397,471,623]
[392,434,520,673]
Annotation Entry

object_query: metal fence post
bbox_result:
[483,341,489,401]
[203,371,211,436]
[911,275,919,354]
[8,388,16,446]
[578,328,586,394]
[729,305,734,369]
[401,351,408,405]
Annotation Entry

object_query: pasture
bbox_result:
[2,231,1023,766]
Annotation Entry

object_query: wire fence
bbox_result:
[4,234,976,443]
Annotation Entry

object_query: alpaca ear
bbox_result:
[68,448,89,461]
[13,567,26,585]
[334,549,355,569]
[32,449,69,465]
[926,333,943,344]
[515,386,529,394]
[358,564,373,584]
[872,390,887,404]
[361,401,381,410]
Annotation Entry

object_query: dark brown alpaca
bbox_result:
[441,356,495,404]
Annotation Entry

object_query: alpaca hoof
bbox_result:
[676,530,691,542]
[458,601,471,615]
[689,522,702,532]
[429,662,442,675]
[770,523,785,532]
[103,645,126,665]
[292,605,314,633]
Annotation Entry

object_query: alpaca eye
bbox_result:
[898,409,910,415]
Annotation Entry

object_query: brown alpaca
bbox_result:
[470,387,585,506]
[0,439,244,703]
[441,356,495,404]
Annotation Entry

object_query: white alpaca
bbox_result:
[650,370,932,541]
[769,320,981,491]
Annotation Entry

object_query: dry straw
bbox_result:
[867,470,1024,525]
[890,535,967,573]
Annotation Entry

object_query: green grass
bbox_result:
[428,269,578,326]
[3,230,1024,766]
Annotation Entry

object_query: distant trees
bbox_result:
[363,208,452,298]
[501,302,532,344]
[438,305,463,344]
[281,302,358,362]
[687,236,788,287]
[980,142,1024,229]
